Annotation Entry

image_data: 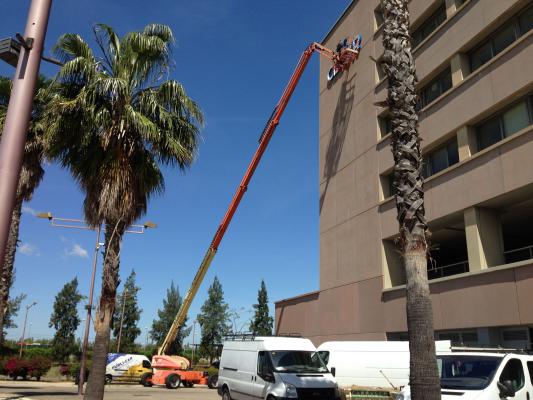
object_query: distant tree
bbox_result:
[150,281,190,355]
[197,277,229,363]
[113,270,141,353]
[249,280,273,336]
[3,293,26,336]
[49,278,83,361]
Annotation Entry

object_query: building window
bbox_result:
[378,114,392,137]
[437,330,479,346]
[374,5,385,31]
[411,3,447,48]
[469,4,533,72]
[476,96,533,151]
[422,139,459,178]
[419,67,452,108]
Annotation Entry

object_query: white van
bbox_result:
[105,353,152,383]
[317,340,452,389]
[218,336,340,400]
[397,351,533,400]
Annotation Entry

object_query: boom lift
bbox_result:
[144,36,362,390]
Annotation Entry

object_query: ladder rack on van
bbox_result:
[451,346,531,354]
[223,333,303,341]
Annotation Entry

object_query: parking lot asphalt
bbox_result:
[0,380,220,400]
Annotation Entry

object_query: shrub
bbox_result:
[28,356,52,380]
[3,357,52,380]
[24,347,54,360]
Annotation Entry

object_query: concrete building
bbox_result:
[275,0,533,349]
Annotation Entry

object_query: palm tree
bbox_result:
[43,24,203,399]
[381,1,440,399]
[0,76,49,344]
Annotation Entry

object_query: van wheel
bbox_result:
[208,374,218,389]
[165,373,181,389]
[222,387,232,400]
[140,372,153,387]
[105,374,112,384]
[183,381,194,388]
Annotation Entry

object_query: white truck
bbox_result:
[218,336,340,400]
[317,340,452,389]
[397,350,533,400]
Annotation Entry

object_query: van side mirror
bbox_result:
[498,380,516,398]
[330,367,336,377]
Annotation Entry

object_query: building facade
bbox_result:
[275,0,533,349]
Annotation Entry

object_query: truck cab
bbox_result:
[397,351,533,400]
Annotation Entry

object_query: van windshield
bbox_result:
[438,355,502,390]
[269,351,329,373]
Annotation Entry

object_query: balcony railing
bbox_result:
[504,245,533,264]
[427,260,469,280]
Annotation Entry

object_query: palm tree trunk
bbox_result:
[381,1,440,399]
[0,198,22,345]
[84,221,124,400]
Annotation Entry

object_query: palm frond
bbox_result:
[53,34,94,63]
[93,23,121,72]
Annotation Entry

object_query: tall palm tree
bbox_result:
[0,76,49,344]
[43,24,203,399]
[381,1,440,399]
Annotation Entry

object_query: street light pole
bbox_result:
[19,301,36,358]
[78,225,101,395]
[0,0,53,271]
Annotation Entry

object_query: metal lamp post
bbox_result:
[36,212,156,395]
[19,301,37,358]
[0,0,53,275]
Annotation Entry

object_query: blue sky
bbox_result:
[1,0,351,343]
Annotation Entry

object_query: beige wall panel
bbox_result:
[377,137,394,175]
[337,209,383,286]
[309,332,387,347]
[419,35,533,149]
[335,162,356,225]
[425,151,505,221]
[382,289,408,332]
[353,150,380,213]
[354,98,383,159]
[379,199,399,240]
[319,128,332,182]
[320,229,338,290]
[318,288,343,336]
[436,270,520,328]
[320,179,337,234]
[514,264,533,324]
[500,129,533,192]
[357,277,386,334]
[275,292,320,337]
[409,0,443,27]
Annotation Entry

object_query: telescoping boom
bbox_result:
[158,36,362,356]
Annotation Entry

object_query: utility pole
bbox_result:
[19,301,36,358]
[78,225,101,395]
[0,0,53,271]
[116,288,128,353]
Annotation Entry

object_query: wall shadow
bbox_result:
[319,73,356,214]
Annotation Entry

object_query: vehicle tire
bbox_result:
[183,381,194,388]
[207,374,219,389]
[222,387,232,400]
[140,372,153,387]
[105,374,112,384]
[165,373,181,389]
